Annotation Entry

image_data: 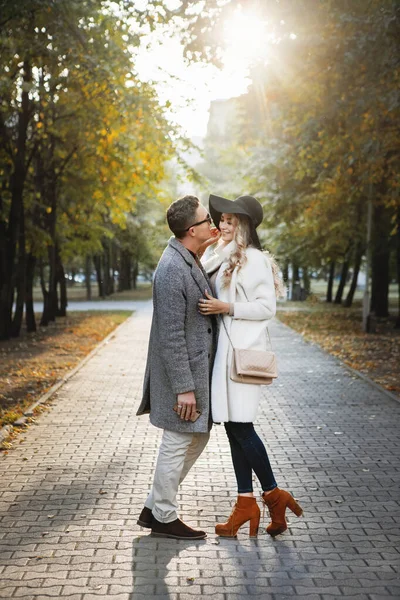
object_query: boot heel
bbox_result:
[249,514,260,537]
[287,497,303,517]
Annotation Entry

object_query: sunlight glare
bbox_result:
[223,8,269,64]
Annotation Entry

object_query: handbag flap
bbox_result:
[234,348,277,378]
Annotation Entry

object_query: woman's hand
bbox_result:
[197,227,220,258]
[198,290,230,315]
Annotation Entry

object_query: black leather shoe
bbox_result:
[151,517,206,540]
[137,506,153,528]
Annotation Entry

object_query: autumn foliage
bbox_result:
[184,0,400,321]
[0,1,174,339]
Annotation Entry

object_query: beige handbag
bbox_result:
[231,347,277,385]
[221,301,278,385]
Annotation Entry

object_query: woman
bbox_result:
[199,193,303,538]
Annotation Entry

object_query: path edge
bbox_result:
[276,317,400,406]
[0,312,134,445]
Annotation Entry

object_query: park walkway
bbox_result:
[0,304,399,600]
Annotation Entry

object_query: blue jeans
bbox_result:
[224,422,277,493]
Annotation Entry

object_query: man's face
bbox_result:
[188,205,212,242]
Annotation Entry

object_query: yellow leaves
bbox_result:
[325,181,337,195]
[323,162,329,168]
[0,312,130,431]
[36,122,43,129]
[347,168,353,175]
[46,207,52,214]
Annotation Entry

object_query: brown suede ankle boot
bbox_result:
[215,496,260,538]
[261,488,303,536]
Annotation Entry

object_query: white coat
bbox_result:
[202,242,276,423]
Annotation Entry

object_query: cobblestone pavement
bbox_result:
[0,306,399,600]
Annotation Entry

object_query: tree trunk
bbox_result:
[110,240,116,295]
[56,250,67,317]
[282,259,289,285]
[292,260,300,283]
[39,259,50,327]
[46,243,57,322]
[46,167,58,322]
[0,59,31,340]
[118,250,132,291]
[396,208,400,328]
[334,259,350,304]
[103,240,114,296]
[303,267,311,295]
[371,202,391,318]
[25,253,36,332]
[103,243,111,296]
[132,259,139,290]
[326,261,335,302]
[93,254,104,297]
[11,201,26,337]
[343,243,364,308]
[85,255,92,300]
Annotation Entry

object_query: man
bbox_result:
[136,195,218,539]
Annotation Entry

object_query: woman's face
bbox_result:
[219,213,237,243]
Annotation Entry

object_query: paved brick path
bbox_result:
[1,304,399,600]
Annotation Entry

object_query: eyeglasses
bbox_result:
[184,213,212,231]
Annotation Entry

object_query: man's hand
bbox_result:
[176,391,197,421]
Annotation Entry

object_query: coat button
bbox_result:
[207,328,212,333]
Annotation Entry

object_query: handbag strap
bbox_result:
[220,315,234,351]
[220,288,273,351]
[241,287,273,350]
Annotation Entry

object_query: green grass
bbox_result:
[33,283,153,302]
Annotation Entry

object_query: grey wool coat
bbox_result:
[136,237,217,433]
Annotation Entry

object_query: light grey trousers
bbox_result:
[145,429,210,523]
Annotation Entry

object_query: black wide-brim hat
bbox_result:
[209,194,264,230]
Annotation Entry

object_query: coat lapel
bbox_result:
[168,237,212,296]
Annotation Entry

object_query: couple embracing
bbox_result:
[136,193,303,540]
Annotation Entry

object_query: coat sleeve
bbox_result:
[153,263,195,395]
[232,250,276,321]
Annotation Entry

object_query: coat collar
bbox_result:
[168,236,213,295]
[214,240,236,261]
[168,236,197,266]
[202,241,236,275]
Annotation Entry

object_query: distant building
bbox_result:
[206,98,242,143]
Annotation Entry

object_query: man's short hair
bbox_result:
[167,195,200,239]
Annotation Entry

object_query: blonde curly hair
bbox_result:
[222,214,286,298]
